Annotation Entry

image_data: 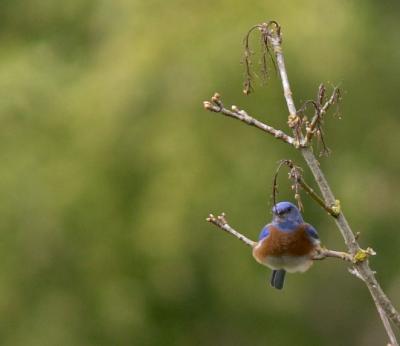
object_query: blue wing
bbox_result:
[258,224,271,241]
[305,224,319,240]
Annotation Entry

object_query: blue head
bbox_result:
[272,201,303,226]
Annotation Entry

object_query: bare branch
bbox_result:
[206,213,256,247]
[242,21,280,95]
[203,93,294,145]
[207,212,362,264]
[202,20,400,344]
[242,25,261,95]
[304,86,341,146]
[267,22,400,340]
[272,159,340,216]
[374,300,399,346]
[272,159,304,211]
[313,247,353,262]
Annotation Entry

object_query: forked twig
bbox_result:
[272,159,340,216]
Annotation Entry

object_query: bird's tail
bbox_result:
[270,269,286,290]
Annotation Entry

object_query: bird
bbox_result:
[252,201,320,290]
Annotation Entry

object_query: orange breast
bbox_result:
[253,225,314,259]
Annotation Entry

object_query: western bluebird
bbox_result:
[252,201,320,290]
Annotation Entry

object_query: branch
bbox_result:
[267,23,400,343]
[203,93,294,146]
[273,159,340,217]
[375,300,399,346]
[304,86,341,145]
[207,212,357,263]
[202,21,400,345]
[312,248,353,262]
[206,213,256,247]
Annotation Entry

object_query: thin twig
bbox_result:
[242,22,280,95]
[242,25,262,95]
[273,159,340,216]
[203,93,294,145]
[313,247,354,262]
[207,213,256,247]
[272,160,304,211]
[304,87,341,146]
[298,177,339,215]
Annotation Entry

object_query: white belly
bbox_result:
[261,255,313,273]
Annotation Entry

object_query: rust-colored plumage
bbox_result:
[253,224,315,259]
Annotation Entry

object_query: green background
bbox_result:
[0,0,399,345]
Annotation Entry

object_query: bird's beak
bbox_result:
[273,211,284,220]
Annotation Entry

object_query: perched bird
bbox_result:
[252,201,320,289]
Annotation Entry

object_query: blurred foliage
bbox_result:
[0,0,399,345]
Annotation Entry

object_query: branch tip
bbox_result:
[211,92,223,107]
[206,212,256,247]
[203,101,214,110]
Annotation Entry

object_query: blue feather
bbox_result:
[305,224,319,240]
[258,225,270,241]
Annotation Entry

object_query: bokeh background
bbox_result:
[0,0,399,345]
